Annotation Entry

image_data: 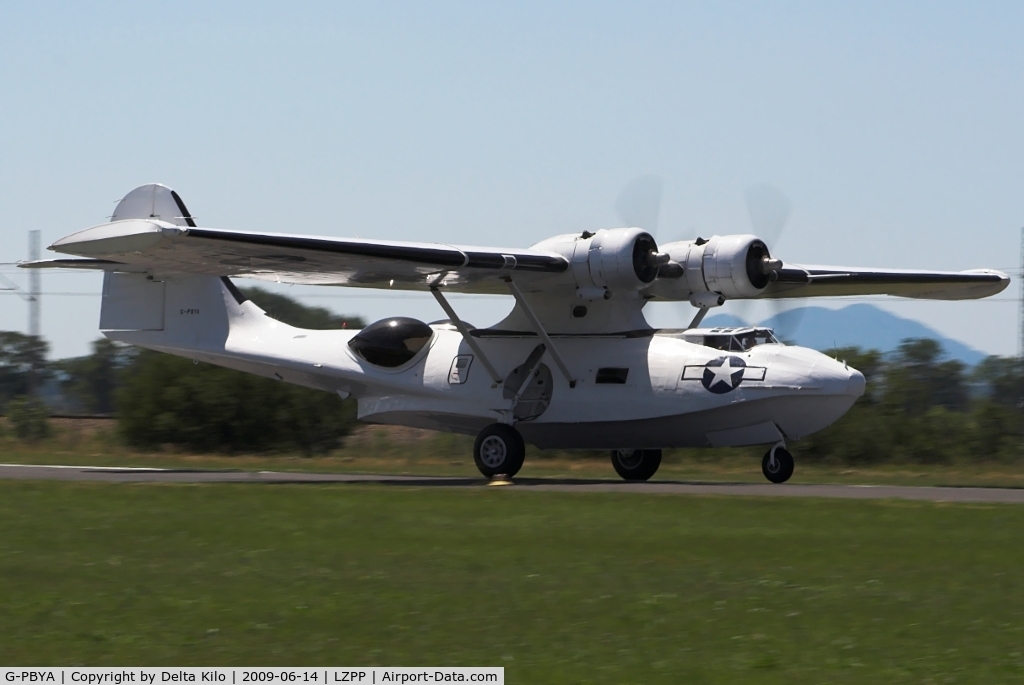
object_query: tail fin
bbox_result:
[101,273,242,353]
[100,183,231,349]
[111,183,196,227]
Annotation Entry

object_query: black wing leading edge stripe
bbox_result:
[805,270,1005,285]
[185,228,569,273]
[462,251,568,272]
[186,229,464,266]
[773,268,1005,286]
[773,268,810,284]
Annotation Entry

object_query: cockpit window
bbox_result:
[704,335,732,351]
[737,330,780,349]
[702,328,780,351]
[348,317,434,367]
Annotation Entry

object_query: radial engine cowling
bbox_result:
[584,227,661,293]
[686,234,775,299]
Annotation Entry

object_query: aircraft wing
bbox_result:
[31,178,1010,304]
[35,224,1009,302]
[758,264,1009,300]
[41,219,570,295]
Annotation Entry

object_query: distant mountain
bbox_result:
[705,303,989,366]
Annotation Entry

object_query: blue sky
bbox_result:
[1,1,1022,358]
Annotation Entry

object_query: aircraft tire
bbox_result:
[473,423,526,478]
[610,449,662,481]
[761,446,795,484]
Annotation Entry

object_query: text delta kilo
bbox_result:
[162,674,224,682]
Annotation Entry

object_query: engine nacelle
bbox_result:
[583,227,660,293]
[682,234,774,299]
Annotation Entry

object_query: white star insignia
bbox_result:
[708,357,742,389]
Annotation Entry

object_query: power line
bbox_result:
[0,291,98,297]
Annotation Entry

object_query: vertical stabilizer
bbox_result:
[100,273,239,353]
[100,273,165,331]
[111,183,196,227]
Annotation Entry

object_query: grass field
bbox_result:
[6,419,1024,488]
[2,480,1024,682]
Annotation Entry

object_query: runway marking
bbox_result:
[0,463,169,472]
[2,463,1023,503]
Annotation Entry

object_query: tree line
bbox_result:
[0,288,363,453]
[801,340,1024,463]
[0,291,1020,460]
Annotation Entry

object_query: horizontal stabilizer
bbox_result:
[20,258,138,271]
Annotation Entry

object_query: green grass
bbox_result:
[2,481,1024,682]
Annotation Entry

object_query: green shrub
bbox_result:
[116,351,356,454]
[7,396,52,442]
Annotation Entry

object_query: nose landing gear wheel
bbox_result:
[762,446,794,483]
[611,449,662,481]
[473,423,526,478]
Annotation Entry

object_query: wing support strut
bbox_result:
[429,286,504,386]
[504,278,577,389]
[687,307,710,329]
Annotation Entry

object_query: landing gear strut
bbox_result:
[762,444,794,484]
[473,423,526,478]
[611,449,662,481]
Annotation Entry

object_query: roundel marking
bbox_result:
[701,356,746,394]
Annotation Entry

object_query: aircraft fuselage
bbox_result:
[122,312,864,451]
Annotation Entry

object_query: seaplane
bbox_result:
[25,183,1008,483]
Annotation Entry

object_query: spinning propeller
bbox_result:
[614,174,664,236]
[735,183,804,339]
[613,175,673,273]
[613,176,804,338]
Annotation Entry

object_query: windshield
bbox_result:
[704,329,780,351]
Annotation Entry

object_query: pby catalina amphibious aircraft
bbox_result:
[27,184,1008,483]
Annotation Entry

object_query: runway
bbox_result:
[3,463,1024,503]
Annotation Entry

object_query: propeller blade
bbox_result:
[732,185,793,326]
[615,174,663,233]
[744,183,792,248]
[764,302,806,344]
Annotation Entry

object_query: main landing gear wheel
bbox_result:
[473,423,526,478]
[762,445,795,484]
[611,449,662,481]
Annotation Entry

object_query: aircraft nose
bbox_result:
[847,368,866,398]
[805,353,866,398]
[764,349,866,441]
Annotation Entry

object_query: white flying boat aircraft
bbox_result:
[26,184,1009,483]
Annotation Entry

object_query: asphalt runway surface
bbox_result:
[3,463,1024,503]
